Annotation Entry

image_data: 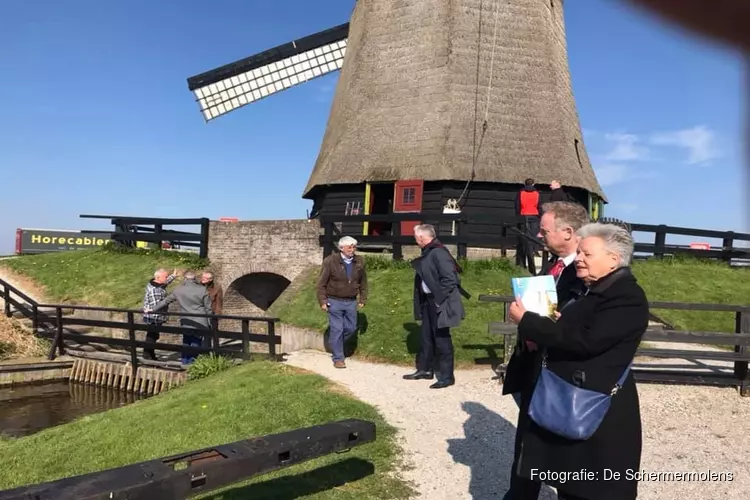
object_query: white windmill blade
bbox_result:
[186,23,349,122]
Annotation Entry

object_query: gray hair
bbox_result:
[183,270,196,281]
[541,201,590,232]
[337,236,358,249]
[576,223,635,267]
[413,224,436,239]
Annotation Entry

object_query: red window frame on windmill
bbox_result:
[392,179,424,235]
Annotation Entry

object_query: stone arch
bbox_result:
[218,263,297,323]
[219,262,296,294]
[226,272,291,313]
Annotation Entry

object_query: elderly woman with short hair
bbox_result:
[507,223,649,500]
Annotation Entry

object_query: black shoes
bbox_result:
[403,371,455,389]
[430,380,455,389]
[403,370,434,380]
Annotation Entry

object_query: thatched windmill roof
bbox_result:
[303,0,606,200]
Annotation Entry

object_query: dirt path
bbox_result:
[0,266,48,304]
[285,350,750,500]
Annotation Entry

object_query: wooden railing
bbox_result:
[478,294,750,396]
[80,214,210,258]
[319,213,530,261]
[626,222,750,262]
[318,213,750,268]
[1,278,280,377]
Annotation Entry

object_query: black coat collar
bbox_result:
[587,267,633,295]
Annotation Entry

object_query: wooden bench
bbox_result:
[486,322,750,397]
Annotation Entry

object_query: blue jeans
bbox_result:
[327,298,358,362]
[182,333,202,365]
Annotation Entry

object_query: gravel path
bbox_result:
[285,350,750,500]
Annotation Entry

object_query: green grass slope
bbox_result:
[0,361,414,499]
[269,257,524,367]
[1,246,207,308]
[269,255,750,365]
[3,248,749,367]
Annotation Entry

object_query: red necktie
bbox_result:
[525,259,565,352]
[549,258,565,278]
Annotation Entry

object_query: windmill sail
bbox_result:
[186,23,349,121]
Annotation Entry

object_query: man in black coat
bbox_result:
[502,201,591,499]
[403,224,465,389]
[508,223,649,500]
[549,180,571,202]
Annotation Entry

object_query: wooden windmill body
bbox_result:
[187,0,606,238]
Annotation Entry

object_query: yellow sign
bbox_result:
[30,234,107,246]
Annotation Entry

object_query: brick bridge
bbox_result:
[207,219,322,318]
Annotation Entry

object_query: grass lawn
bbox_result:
[270,255,750,365]
[0,361,414,499]
[269,257,529,367]
[3,247,749,366]
[630,256,750,333]
[0,246,208,309]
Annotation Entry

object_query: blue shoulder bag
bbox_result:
[527,354,632,441]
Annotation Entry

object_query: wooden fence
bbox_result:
[1,278,280,378]
[80,214,210,258]
[627,222,750,263]
[319,213,532,261]
[478,294,750,396]
[318,213,750,266]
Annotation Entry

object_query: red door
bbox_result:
[393,180,424,235]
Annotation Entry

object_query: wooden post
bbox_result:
[31,303,38,335]
[155,223,163,249]
[392,222,403,261]
[48,307,63,360]
[722,231,735,263]
[211,317,219,351]
[654,225,667,258]
[127,312,138,379]
[267,321,277,358]
[456,218,467,260]
[199,218,210,259]
[3,285,9,317]
[322,221,335,258]
[734,311,749,397]
[56,306,66,356]
[241,320,250,355]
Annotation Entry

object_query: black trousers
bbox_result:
[143,322,161,359]
[502,473,541,500]
[557,493,589,500]
[416,295,454,382]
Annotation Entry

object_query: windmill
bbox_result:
[186,0,607,238]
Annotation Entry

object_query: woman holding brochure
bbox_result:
[508,222,649,500]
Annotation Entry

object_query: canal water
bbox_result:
[0,382,145,438]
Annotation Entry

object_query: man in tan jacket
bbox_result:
[316,236,368,368]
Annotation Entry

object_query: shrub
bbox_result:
[187,353,233,381]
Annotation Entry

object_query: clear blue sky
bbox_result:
[0,0,745,254]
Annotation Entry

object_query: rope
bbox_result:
[484,0,501,124]
[457,0,501,207]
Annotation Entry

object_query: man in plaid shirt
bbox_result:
[142,268,179,359]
